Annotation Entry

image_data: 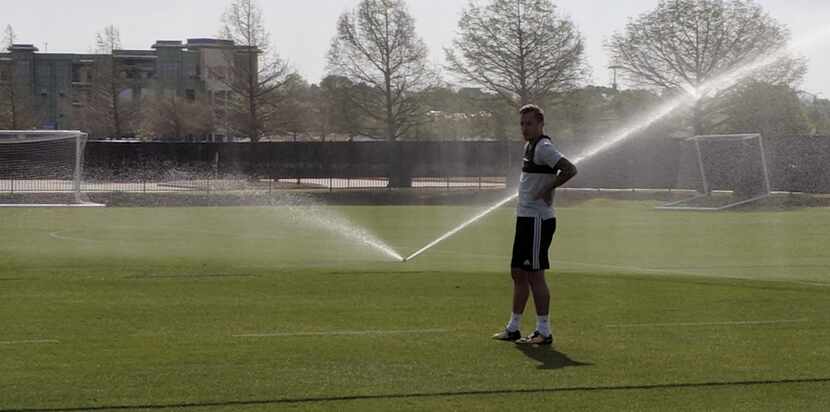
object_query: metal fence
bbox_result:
[0,175,509,195]
[1,136,829,196]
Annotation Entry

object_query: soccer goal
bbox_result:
[657,133,771,211]
[0,130,104,207]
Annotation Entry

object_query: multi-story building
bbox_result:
[0,38,257,138]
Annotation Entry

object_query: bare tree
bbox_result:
[2,25,14,47]
[445,0,588,108]
[269,72,311,140]
[327,0,436,141]
[137,94,215,140]
[607,0,807,134]
[0,25,15,129]
[217,0,294,142]
[327,0,437,186]
[0,25,36,130]
[85,25,133,137]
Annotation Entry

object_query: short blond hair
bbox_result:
[519,104,544,123]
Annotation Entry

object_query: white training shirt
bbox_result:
[516,138,563,220]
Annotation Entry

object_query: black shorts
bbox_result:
[511,217,556,271]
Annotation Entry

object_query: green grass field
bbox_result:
[2,200,830,411]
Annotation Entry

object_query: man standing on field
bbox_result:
[492,104,577,345]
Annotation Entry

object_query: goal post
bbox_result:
[657,133,771,211]
[0,130,105,207]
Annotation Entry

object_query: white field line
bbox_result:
[418,251,830,289]
[0,203,105,208]
[606,319,809,328]
[0,339,60,345]
[49,231,97,242]
[48,226,291,244]
[234,328,449,338]
[552,261,830,289]
[419,251,718,276]
[791,281,830,287]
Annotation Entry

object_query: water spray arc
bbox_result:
[401,27,830,263]
[279,196,404,262]
[403,194,518,262]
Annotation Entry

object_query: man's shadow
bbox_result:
[515,345,592,370]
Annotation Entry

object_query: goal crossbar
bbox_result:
[0,130,90,144]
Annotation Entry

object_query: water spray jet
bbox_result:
[274,194,404,262]
[400,26,830,263]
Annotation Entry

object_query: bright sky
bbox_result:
[5,0,830,96]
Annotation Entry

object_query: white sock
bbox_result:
[506,313,523,332]
[536,315,551,337]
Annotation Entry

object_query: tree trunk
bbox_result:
[516,0,529,108]
[384,89,407,187]
[387,140,412,188]
[692,101,704,136]
[111,61,122,138]
[382,14,412,189]
[506,136,521,188]
[9,84,18,129]
[248,49,258,144]
[247,138,260,180]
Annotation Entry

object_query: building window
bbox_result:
[0,69,8,82]
[73,90,89,107]
[72,64,81,83]
[73,65,94,84]
[185,89,196,101]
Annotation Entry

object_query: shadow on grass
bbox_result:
[515,344,593,370]
[4,377,830,412]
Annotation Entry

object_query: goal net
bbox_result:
[658,134,771,211]
[0,130,104,207]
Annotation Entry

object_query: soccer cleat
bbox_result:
[492,329,522,341]
[516,330,553,345]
